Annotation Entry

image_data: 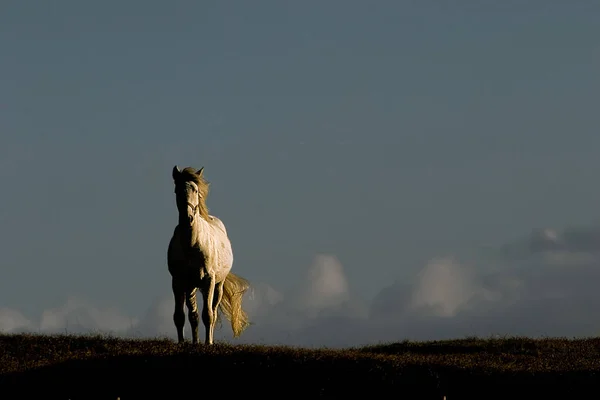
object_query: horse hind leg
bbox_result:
[172,279,185,344]
[185,288,200,345]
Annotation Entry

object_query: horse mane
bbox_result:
[175,166,211,220]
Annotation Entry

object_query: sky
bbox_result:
[2,1,600,347]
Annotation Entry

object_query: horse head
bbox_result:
[172,165,210,224]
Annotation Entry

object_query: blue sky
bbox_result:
[2,1,600,346]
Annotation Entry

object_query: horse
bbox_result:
[167,165,250,344]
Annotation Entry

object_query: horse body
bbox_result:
[168,165,250,344]
[169,215,233,282]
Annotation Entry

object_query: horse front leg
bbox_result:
[185,288,200,344]
[212,281,224,325]
[201,276,216,344]
[172,279,185,344]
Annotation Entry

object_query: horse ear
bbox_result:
[196,167,204,177]
[172,165,181,180]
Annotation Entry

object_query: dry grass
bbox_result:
[2,333,600,399]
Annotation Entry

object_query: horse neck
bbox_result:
[178,214,208,249]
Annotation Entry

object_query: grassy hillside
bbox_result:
[1,333,600,399]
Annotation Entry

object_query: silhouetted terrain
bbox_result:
[1,334,599,399]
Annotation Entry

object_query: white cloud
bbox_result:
[39,296,137,335]
[128,295,175,338]
[292,254,351,316]
[244,282,284,319]
[0,308,33,333]
[409,257,478,317]
[4,225,600,346]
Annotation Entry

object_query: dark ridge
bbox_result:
[1,334,599,399]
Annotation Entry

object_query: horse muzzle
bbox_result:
[187,202,199,223]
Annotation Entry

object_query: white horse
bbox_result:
[168,165,250,344]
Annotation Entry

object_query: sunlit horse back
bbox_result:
[168,165,250,344]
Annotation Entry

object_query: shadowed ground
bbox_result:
[1,334,599,399]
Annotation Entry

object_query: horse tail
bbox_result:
[219,271,251,338]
